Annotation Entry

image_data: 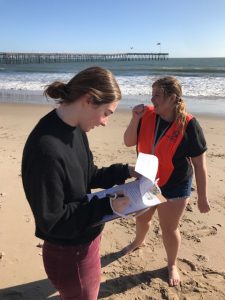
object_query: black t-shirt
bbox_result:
[138,115,207,190]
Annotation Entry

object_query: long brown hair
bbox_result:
[152,76,187,130]
[44,66,121,105]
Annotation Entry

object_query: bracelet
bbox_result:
[106,193,117,201]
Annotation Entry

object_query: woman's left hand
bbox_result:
[111,194,130,214]
[198,197,210,213]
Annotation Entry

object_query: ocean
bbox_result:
[0,57,225,115]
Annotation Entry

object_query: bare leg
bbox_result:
[123,206,157,254]
[157,198,189,286]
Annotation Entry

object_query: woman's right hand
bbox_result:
[197,196,210,213]
[132,104,147,119]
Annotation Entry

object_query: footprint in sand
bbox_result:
[194,254,209,262]
[181,231,201,243]
[0,251,6,259]
[208,152,225,159]
[201,268,225,296]
[182,217,196,225]
[204,271,225,281]
[178,257,197,272]
[194,225,217,237]
[183,225,217,243]
[159,286,180,300]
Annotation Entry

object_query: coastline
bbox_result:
[0,102,225,299]
[1,100,225,119]
[1,88,225,116]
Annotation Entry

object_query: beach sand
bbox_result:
[0,103,225,300]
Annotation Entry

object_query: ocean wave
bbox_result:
[118,75,225,98]
[147,66,225,74]
[0,72,225,99]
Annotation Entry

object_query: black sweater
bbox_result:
[22,110,130,245]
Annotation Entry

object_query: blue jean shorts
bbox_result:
[160,176,193,200]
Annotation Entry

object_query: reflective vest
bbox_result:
[138,106,193,187]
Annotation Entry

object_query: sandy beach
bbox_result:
[0,103,225,300]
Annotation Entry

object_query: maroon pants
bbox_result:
[42,235,101,300]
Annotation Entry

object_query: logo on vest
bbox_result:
[166,130,180,142]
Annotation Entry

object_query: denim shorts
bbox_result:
[161,176,193,200]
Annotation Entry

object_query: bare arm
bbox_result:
[124,104,146,147]
[191,152,210,213]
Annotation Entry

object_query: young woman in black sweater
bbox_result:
[22,66,136,300]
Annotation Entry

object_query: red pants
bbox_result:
[42,235,101,300]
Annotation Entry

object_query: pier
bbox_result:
[0,52,169,64]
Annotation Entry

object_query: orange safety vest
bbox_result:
[138,106,193,187]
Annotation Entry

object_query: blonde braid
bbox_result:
[175,97,188,131]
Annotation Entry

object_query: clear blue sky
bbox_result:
[1,0,225,57]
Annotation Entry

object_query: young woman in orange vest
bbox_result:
[123,76,210,286]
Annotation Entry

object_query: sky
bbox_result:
[0,0,225,58]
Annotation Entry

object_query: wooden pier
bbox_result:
[0,52,169,64]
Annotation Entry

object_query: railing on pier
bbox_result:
[0,52,169,64]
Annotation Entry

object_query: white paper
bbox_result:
[135,153,158,181]
[88,175,162,224]
[88,153,164,224]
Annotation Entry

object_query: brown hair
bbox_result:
[44,66,121,105]
[152,76,187,130]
